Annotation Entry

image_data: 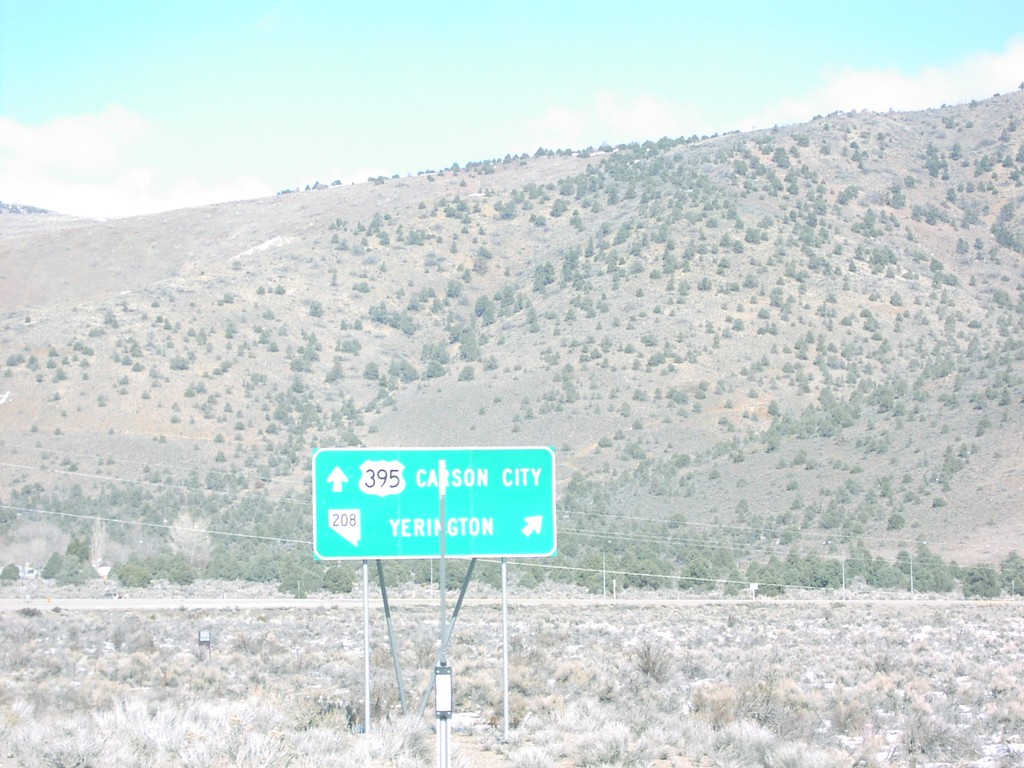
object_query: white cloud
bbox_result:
[143,174,273,216]
[339,167,395,185]
[0,104,271,218]
[510,38,1024,155]
[742,36,1024,130]
[6,36,1023,219]
[0,103,149,178]
[521,106,587,152]
[593,92,701,143]
[514,93,704,155]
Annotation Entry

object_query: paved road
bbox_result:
[1,595,1018,612]
[0,596,359,612]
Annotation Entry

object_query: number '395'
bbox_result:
[358,460,406,497]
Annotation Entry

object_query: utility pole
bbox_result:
[841,547,846,601]
[602,548,607,598]
[910,551,915,597]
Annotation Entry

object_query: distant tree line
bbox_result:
[6,527,1021,600]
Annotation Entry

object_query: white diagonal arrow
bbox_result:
[327,466,348,493]
[522,516,543,537]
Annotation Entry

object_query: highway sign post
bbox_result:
[312,446,556,560]
[313,445,556,752]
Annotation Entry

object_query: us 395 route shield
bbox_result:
[312,446,556,560]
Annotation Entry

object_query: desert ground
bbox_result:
[1,579,1022,767]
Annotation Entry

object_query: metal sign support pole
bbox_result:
[436,460,450,768]
[442,558,475,655]
[376,559,408,715]
[439,461,447,666]
[362,558,371,733]
[501,557,510,741]
[437,707,451,768]
[417,559,476,719]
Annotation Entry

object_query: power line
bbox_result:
[565,526,931,573]
[0,460,308,506]
[0,441,307,490]
[483,558,828,594]
[0,445,1009,574]
[3,447,922,551]
[567,506,930,549]
[1,503,1002,593]
[0,503,311,546]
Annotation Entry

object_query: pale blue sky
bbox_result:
[2,1,1023,217]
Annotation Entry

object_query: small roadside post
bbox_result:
[197,629,212,660]
[435,661,453,767]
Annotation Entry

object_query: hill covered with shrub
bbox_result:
[2,89,1023,596]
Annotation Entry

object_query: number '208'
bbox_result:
[331,511,357,527]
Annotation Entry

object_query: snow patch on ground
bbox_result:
[237,236,294,258]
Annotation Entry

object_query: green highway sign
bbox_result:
[312,446,556,560]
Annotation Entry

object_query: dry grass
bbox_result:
[1,589,1023,766]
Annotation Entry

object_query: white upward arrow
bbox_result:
[327,467,348,493]
[522,516,543,537]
